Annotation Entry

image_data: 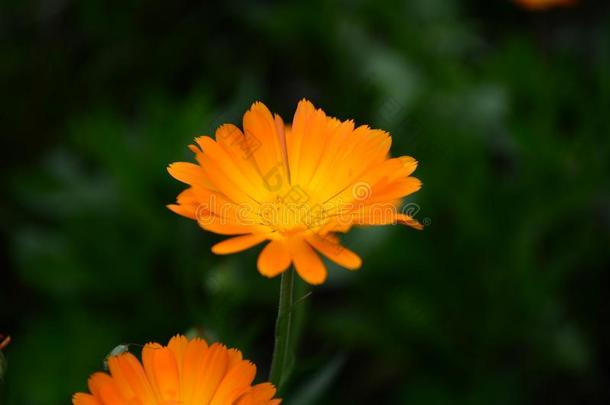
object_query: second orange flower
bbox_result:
[168,99,422,284]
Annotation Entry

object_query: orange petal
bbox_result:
[167,188,201,219]
[196,135,269,201]
[198,217,271,236]
[167,162,215,190]
[168,334,189,375]
[167,203,197,219]
[181,338,209,403]
[236,382,279,405]
[87,372,115,399]
[368,177,422,203]
[287,99,315,187]
[72,393,102,405]
[226,348,243,369]
[193,138,261,205]
[348,207,423,230]
[189,343,229,404]
[212,234,268,255]
[294,107,332,187]
[306,234,362,270]
[397,156,418,177]
[257,240,291,278]
[317,126,391,204]
[215,124,270,193]
[107,353,156,403]
[307,119,355,196]
[397,213,424,230]
[288,238,327,285]
[143,346,180,403]
[209,360,257,405]
[89,373,125,404]
[243,102,289,192]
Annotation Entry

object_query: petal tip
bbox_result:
[349,257,363,270]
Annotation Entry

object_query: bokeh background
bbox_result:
[1,0,609,403]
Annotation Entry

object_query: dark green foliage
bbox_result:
[1,0,609,403]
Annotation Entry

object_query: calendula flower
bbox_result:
[168,99,422,284]
[73,335,280,405]
[513,0,577,10]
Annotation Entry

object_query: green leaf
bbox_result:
[289,354,345,405]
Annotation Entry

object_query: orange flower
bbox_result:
[73,335,280,405]
[168,99,422,284]
[513,0,577,10]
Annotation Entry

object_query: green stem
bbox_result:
[269,268,296,390]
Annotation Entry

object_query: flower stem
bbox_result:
[269,267,296,390]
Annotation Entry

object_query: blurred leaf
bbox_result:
[289,354,345,405]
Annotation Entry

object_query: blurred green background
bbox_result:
[1,0,609,403]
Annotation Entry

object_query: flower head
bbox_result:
[168,100,422,284]
[73,335,280,405]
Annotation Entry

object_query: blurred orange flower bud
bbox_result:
[514,0,577,11]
